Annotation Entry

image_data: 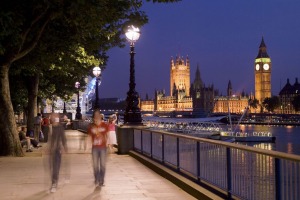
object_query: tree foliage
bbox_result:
[262,96,280,113]
[249,98,259,110]
[0,0,180,156]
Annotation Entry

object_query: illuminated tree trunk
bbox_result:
[0,65,24,156]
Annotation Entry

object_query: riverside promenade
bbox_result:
[0,130,196,200]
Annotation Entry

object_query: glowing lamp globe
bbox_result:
[93,66,101,77]
[75,81,80,89]
[125,25,140,43]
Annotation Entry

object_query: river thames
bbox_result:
[231,124,300,156]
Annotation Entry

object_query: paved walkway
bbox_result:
[0,130,196,200]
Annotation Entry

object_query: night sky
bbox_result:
[99,0,300,99]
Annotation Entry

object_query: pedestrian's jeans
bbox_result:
[51,149,61,185]
[92,147,107,185]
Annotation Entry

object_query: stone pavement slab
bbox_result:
[0,130,196,200]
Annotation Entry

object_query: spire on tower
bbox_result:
[256,36,270,58]
[259,36,267,48]
[172,82,177,96]
[192,63,203,90]
[227,80,232,96]
[170,56,174,66]
[186,55,190,67]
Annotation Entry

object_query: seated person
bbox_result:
[19,127,42,152]
[63,115,72,129]
[18,127,32,152]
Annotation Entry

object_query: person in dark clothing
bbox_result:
[42,116,51,142]
[18,127,42,152]
[34,113,42,141]
[18,127,32,152]
[49,114,68,193]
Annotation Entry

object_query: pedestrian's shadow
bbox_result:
[22,190,50,200]
[81,187,102,200]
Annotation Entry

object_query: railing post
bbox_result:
[197,141,200,182]
[162,134,165,164]
[133,128,135,150]
[177,137,180,171]
[150,131,153,158]
[141,129,143,154]
[275,158,281,200]
[226,147,232,199]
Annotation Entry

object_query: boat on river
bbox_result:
[209,130,276,142]
[143,116,276,142]
[209,105,276,143]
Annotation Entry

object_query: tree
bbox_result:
[9,72,28,123]
[291,95,300,112]
[249,98,259,111]
[262,96,280,113]
[12,44,102,133]
[0,0,179,156]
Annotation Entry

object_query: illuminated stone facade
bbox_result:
[170,56,190,97]
[278,78,300,114]
[140,100,154,112]
[213,81,250,114]
[254,37,271,107]
[212,37,272,114]
[140,56,215,114]
[214,96,250,114]
[154,89,193,112]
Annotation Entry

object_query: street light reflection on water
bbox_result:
[287,143,293,154]
[235,124,300,155]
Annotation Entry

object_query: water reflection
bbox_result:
[233,125,300,155]
[287,143,293,154]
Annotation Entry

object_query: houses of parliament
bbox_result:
[140,37,300,115]
[140,55,216,116]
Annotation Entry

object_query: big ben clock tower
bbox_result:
[254,37,271,110]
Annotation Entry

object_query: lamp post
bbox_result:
[63,102,67,114]
[52,95,56,113]
[93,66,101,109]
[75,82,82,120]
[63,95,67,114]
[124,25,142,125]
[85,94,88,113]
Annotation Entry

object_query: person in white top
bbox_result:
[106,114,117,153]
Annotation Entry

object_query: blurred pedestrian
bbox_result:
[34,113,42,141]
[107,114,117,153]
[88,109,108,188]
[49,113,68,193]
[42,115,51,142]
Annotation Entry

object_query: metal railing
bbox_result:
[133,128,300,200]
[77,119,92,131]
[143,120,222,136]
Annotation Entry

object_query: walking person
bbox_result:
[107,114,117,153]
[88,109,109,188]
[42,115,51,142]
[49,114,68,193]
[34,113,42,141]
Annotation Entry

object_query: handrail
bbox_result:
[132,127,300,200]
[133,126,300,162]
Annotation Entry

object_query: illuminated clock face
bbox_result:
[255,64,260,71]
[263,63,270,70]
